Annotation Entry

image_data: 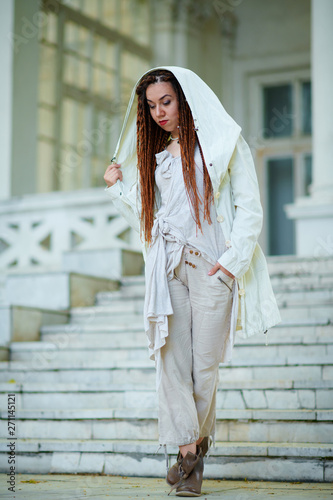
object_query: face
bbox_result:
[145,81,179,136]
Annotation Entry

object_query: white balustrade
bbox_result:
[0,188,141,272]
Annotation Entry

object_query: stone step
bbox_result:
[2,379,333,392]
[272,280,333,292]
[0,304,68,347]
[0,439,331,480]
[278,306,333,322]
[41,315,331,333]
[8,342,333,365]
[41,322,145,335]
[69,307,144,325]
[39,322,332,351]
[39,330,333,350]
[270,274,333,287]
[95,287,333,307]
[98,279,333,296]
[6,342,333,367]
[96,290,145,305]
[4,271,119,310]
[69,303,332,324]
[267,254,333,276]
[120,275,146,286]
[93,297,145,313]
[121,269,333,289]
[95,294,333,312]
[2,438,332,458]
[116,272,333,302]
[119,276,145,296]
[0,362,331,384]
[63,248,144,280]
[0,381,332,410]
[0,409,332,442]
[117,278,145,288]
[276,295,333,309]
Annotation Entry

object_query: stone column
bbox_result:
[151,0,178,66]
[11,0,40,196]
[0,1,14,200]
[285,0,333,257]
[311,0,333,203]
[151,0,212,68]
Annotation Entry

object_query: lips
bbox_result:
[159,120,168,126]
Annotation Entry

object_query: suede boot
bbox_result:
[168,448,203,497]
[166,437,210,486]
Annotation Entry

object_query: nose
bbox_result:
[155,105,165,118]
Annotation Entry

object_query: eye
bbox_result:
[163,100,170,105]
[149,105,155,110]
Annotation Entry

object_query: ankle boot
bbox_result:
[166,449,182,486]
[168,448,203,497]
[166,437,210,486]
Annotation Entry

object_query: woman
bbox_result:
[104,66,281,497]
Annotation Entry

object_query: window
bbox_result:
[263,84,293,138]
[303,153,312,196]
[262,80,312,140]
[261,76,312,255]
[37,0,152,192]
[301,81,312,135]
[248,70,312,256]
[267,157,295,255]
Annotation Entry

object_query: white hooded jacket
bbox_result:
[105,66,282,344]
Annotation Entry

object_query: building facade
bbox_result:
[0,0,332,277]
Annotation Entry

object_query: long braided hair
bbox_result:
[135,69,213,245]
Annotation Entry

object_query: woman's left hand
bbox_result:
[208,262,235,279]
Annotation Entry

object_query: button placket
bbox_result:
[184,247,200,269]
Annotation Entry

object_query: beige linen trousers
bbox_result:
[157,245,234,447]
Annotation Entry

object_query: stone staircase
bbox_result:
[0,256,332,481]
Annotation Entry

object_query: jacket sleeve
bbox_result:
[217,134,263,279]
[104,179,141,234]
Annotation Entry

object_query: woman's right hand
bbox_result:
[104,163,123,187]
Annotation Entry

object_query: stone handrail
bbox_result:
[0,187,141,272]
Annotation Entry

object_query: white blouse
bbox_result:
[143,143,239,390]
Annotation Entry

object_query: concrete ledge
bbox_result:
[0,348,9,362]
[4,271,120,310]
[63,248,144,279]
[0,305,69,345]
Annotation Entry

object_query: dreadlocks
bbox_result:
[135,69,213,245]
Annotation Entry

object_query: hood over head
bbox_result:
[112,66,242,192]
